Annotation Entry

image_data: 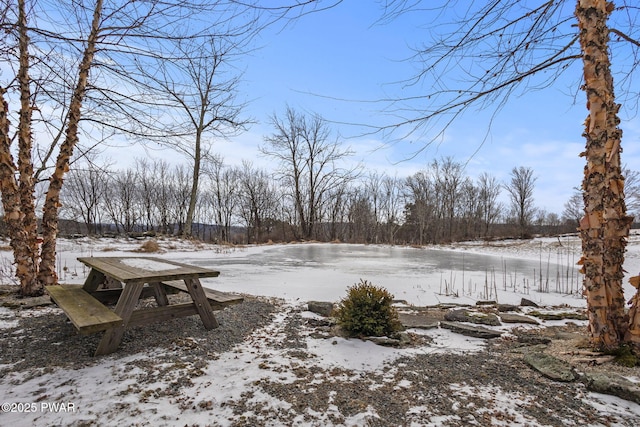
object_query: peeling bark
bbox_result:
[38,0,103,286]
[628,276,640,349]
[576,0,633,351]
[16,0,40,296]
[0,0,41,296]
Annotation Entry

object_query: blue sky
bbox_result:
[123,2,640,216]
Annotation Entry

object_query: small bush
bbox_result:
[335,279,402,338]
[137,240,161,253]
[608,345,639,367]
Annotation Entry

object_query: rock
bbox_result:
[476,300,497,306]
[440,321,503,339]
[523,351,577,382]
[397,331,412,346]
[1,295,52,309]
[581,372,640,405]
[307,301,335,317]
[398,313,440,330]
[444,309,501,326]
[520,298,539,308]
[305,317,334,328]
[434,303,470,309]
[529,310,588,321]
[497,304,520,312]
[499,313,539,325]
[515,334,551,345]
[365,336,401,347]
[520,298,540,308]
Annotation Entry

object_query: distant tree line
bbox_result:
[51,151,589,245]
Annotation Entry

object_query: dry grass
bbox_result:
[136,240,162,253]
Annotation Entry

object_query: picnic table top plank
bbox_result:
[46,285,123,335]
[77,256,220,284]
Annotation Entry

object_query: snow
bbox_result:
[120,258,181,271]
[1,234,640,425]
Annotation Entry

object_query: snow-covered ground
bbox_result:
[1,234,639,426]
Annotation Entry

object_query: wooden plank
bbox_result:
[128,303,199,327]
[184,278,219,329]
[95,282,144,356]
[161,280,243,305]
[77,257,220,284]
[46,285,123,335]
[149,282,169,306]
[88,287,159,305]
[82,268,106,292]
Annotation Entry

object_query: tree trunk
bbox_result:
[0,0,41,296]
[38,0,104,286]
[183,130,202,238]
[0,90,40,296]
[576,0,633,351]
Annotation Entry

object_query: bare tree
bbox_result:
[203,155,240,243]
[135,34,250,238]
[403,171,434,245]
[622,167,640,220]
[432,157,465,242]
[380,174,403,244]
[237,161,277,243]
[261,106,356,240]
[504,166,537,238]
[379,0,640,351]
[562,191,583,227]
[61,159,110,235]
[103,168,141,234]
[477,172,502,237]
[347,188,376,243]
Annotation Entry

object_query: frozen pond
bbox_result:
[174,243,582,307]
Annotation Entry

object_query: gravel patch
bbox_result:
[1,295,639,426]
[0,295,278,375]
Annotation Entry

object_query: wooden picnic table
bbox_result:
[46,256,242,356]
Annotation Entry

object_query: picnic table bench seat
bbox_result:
[46,285,123,335]
[160,280,244,309]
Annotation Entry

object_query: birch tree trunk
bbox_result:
[576,0,634,351]
[0,0,40,296]
[37,0,104,286]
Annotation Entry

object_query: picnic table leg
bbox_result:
[94,282,144,356]
[184,278,219,329]
[83,268,106,292]
[149,282,169,306]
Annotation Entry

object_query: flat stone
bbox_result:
[444,309,501,326]
[523,351,577,382]
[515,333,551,345]
[499,313,540,325]
[398,313,440,330]
[476,300,497,306]
[497,304,520,312]
[1,295,52,309]
[440,321,503,339]
[529,311,588,321]
[582,372,640,405]
[307,301,335,317]
[365,336,400,346]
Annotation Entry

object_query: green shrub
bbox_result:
[335,279,402,337]
[607,345,639,367]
